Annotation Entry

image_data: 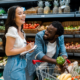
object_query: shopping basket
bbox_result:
[32,60,61,80]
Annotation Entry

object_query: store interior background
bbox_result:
[0,0,80,62]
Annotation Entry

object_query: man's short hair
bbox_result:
[51,21,64,36]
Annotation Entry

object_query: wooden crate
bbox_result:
[0,30,5,33]
[23,28,38,33]
[0,42,2,47]
[23,21,42,33]
[26,21,42,25]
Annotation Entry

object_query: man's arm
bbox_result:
[35,33,57,64]
[59,35,68,59]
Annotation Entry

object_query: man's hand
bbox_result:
[59,59,69,73]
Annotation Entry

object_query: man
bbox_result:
[26,21,68,80]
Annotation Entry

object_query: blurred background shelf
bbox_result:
[0,0,38,4]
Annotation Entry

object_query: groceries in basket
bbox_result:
[57,73,71,80]
[64,61,80,77]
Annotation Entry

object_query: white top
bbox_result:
[5,27,26,49]
[46,41,57,58]
[40,41,57,67]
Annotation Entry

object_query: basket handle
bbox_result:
[32,60,44,65]
[32,59,71,65]
[67,59,71,64]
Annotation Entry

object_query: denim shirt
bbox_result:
[26,30,68,76]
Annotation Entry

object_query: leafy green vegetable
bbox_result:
[56,56,65,65]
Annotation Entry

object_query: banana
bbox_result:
[60,73,66,80]
[63,74,71,80]
[67,78,71,80]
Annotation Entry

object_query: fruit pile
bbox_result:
[0,26,5,30]
[72,76,80,80]
[64,26,80,34]
[65,42,80,52]
[27,40,35,44]
[38,25,48,31]
[64,26,80,30]
[23,23,40,29]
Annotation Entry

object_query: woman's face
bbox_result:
[14,7,26,26]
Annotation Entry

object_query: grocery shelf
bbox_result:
[0,15,7,19]
[25,33,36,36]
[64,34,80,38]
[0,33,80,38]
[0,65,4,69]
[75,11,80,17]
[0,47,3,50]
[0,13,75,19]
[68,53,80,56]
[26,13,75,18]
[0,0,38,4]
[0,33,4,35]
[64,35,73,38]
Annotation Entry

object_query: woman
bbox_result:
[2,6,34,80]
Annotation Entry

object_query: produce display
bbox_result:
[0,26,5,32]
[23,21,40,33]
[0,38,2,47]
[38,25,48,31]
[64,26,80,34]
[23,23,40,29]
[0,56,7,67]
[27,40,35,44]
[65,42,80,52]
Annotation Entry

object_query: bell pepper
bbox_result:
[56,56,65,65]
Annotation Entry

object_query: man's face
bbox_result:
[43,24,57,41]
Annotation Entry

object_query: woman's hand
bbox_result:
[26,42,34,53]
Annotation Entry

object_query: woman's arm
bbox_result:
[5,36,34,56]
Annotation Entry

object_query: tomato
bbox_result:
[29,26,32,29]
[26,26,28,29]
[32,26,35,29]
[28,24,32,26]
[72,77,75,80]
[75,76,80,79]
[26,24,28,27]
[37,24,39,26]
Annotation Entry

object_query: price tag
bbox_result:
[41,15,45,17]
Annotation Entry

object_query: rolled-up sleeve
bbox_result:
[35,34,45,60]
[59,35,68,57]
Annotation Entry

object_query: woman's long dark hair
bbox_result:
[2,6,23,51]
